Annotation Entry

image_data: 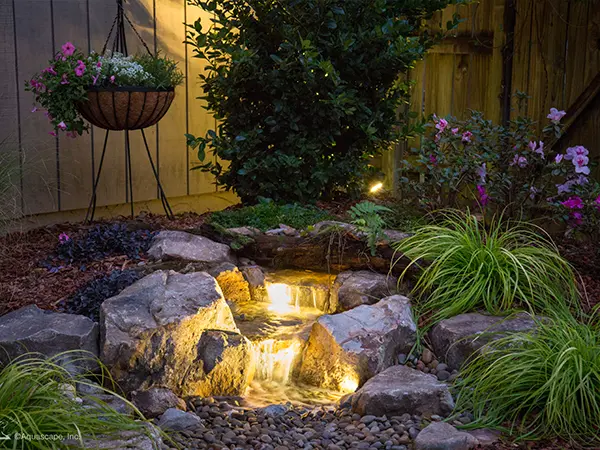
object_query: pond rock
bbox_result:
[331,270,398,312]
[0,305,99,374]
[415,422,478,450]
[131,387,186,419]
[100,270,239,395]
[67,424,162,450]
[209,263,252,303]
[298,295,416,391]
[184,329,255,397]
[148,230,236,264]
[158,408,203,432]
[429,312,538,369]
[241,265,268,302]
[351,365,455,418]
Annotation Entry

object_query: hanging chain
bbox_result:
[100,0,154,57]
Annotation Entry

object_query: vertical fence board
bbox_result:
[53,0,94,212]
[154,0,188,200]
[584,3,600,87]
[15,0,58,215]
[510,0,533,117]
[187,4,217,196]
[88,0,127,208]
[0,0,21,219]
[564,1,590,108]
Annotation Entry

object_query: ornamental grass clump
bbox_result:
[394,210,578,323]
[0,353,153,449]
[454,313,600,444]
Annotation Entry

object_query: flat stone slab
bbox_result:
[331,270,398,312]
[100,270,240,395]
[299,296,417,391]
[0,305,99,374]
[415,422,479,450]
[429,312,538,369]
[351,365,455,417]
[148,230,236,264]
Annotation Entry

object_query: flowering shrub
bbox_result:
[25,42,183,136]
[400,107,599,236]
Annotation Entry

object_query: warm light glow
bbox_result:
[370,182,384,193]
[340,373,360,393]
[252,339,302,384]
[266,283,296,314]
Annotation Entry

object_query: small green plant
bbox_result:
[394,210,578,324]
[349,201,391,255]
[208,200,332,232]
[0,353,154,449]
[454,313,600,444]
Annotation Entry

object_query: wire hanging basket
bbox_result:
[77,86,175,131]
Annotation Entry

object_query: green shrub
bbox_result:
[208,200,332,232]
[454,313,600,443]
[0,353,153,449]
[394,210,578,323]
[185,0,464,203]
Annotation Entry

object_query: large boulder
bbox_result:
[209,263,251,303]
[68,424,163,450]
[331,270,398,312]
[415,422,479,450]
[148,230,236,264]
[100,270,239,395]
[429,312,538,369]
[0,305,99,374]
[298,295,416,391]
[158,408,203,432]
[184,330,255,397]
[241,265,268,303]
[351,365,455,417]
[131,387,187,419]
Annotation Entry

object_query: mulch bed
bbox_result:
[0,212,209,316]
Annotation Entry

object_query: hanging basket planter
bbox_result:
[77,86,175,131]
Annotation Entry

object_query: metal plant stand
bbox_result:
[85,0,174,222]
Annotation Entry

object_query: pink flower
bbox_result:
[462,131,473,143]
[547,107,566,123]
[429,155,438,165]
[595,195,600,210]
[561,196,584,209]
[43,65,57,76]
[511,155,528,168]
[451,128,459,135]
[31,107,38,113]
[556,180,575,195]
[571,212,584,226]
[57,122,67,131]
[60,74,69,85]
[435,118,448,134]
[58,232,70,244]
[96,61,102,69]
[110,75,116,84]
[61,42,76,57]
[576,175,588,185]
[48,131,57,137]
[476,185,489,207]
[528,141,537,151]
[74,60,86,77]
[565,146,588,160]
[92,74,99,86]
[573,155,590,174]
[66,131,78,139]
[555,154,564,164]
[529,186,540,200]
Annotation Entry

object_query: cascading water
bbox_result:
[228,270,344,406]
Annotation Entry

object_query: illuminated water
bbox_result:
[228,270,346,407]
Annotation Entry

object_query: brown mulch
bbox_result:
[558,239,600,313]
[0,211,210,316]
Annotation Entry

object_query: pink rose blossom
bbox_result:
[61,42,76,57]
[547,107,566,123]
[462,131,473,143]
[561,196,584,209]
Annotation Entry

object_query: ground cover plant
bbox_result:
[185,0,465,203]
[394,210,579,324]
[454,312,600,444]
[207,200,332,232]
[0,353,152,449]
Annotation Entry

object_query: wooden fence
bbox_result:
[1,0,599,226]
[0,0,233,225]
[405,0,600,179]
